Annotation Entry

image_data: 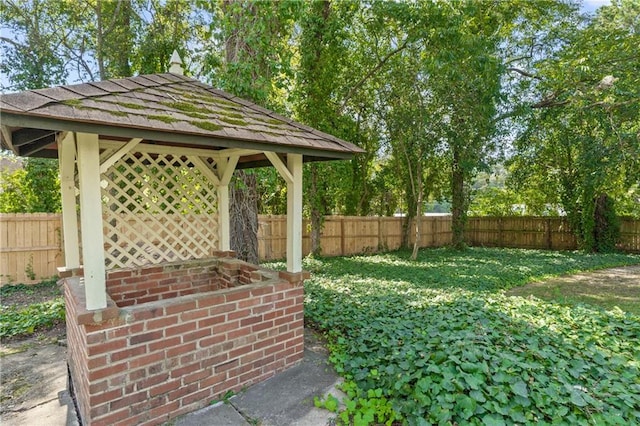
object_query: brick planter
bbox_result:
[61,256,307,426]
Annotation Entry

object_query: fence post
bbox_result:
[340,217,346,256]
[546,218,552,250]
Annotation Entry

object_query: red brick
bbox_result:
[108,270,133,279]
[227,308,251,321]
[111,345,146,362]
[136,372,169,391]
[87,355,108,369]
[86,331,106,345]
[159,277,178,286]
[160,340,193,357]
[129,330,163,345]
[216,359,239,373]
[225,289,252,302]
[252,320,274,333]
[168,382,198,400]
[229,344,253,359]
[240,350,262,365]
[170,363,200,379]
[214,320,239,333]
[108,323,144,338]
[183,387,213,406]
[184,368,211,384]
[200,372,225,388]
[89,402,110,418]
[129,352,164,369]
[179,353,195,366]
[137,295,160,304]
[149,379,181,397]
[253,338,276,350]
[146,315,178,330]
[149,336,180,352]
[261,292,284,304]
[147,400,180,423]
[89,362,128,381]
[240,315,262,327]
[238,298,260,309]
[198,314,226,328]
[251,286,272,297]
[88,380,108,394]
[93,407,128,426]
[210,302,237,315]
[226,327,250,341]
[87,337,127,356]
[264,343,286,357]
[110,390,148,411]
[128,368,146,382]
[165,322,197,337]
[200,334,226,348]
[182,328,211,343]
[239,368,262,384]
[200,353,229,369]
[252,303,275,315]
[275,299,294,309]
[165,300,197,315]
[181,308,209,322]
[89,388,123,406]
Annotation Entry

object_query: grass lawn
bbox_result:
[274,248,640,425]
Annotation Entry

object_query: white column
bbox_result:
[215,156,238,252]
[58,133,80,268]
[76,133,106,310]
[217,184,230,251]
[286,154,303,272]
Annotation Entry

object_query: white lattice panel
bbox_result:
[101,151,219,269]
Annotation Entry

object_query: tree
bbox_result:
[0,156,61,213]
[212,0,301,263]
[510,0,640,251]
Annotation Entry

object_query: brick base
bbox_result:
[62,257,306,426]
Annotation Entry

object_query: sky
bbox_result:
[582,0,612,13]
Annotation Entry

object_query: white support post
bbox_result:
[286,154,303,272]
[76,133,107,310]
[58,133,80,268]
[215,156,239,252]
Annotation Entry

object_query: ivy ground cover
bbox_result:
[296,248,640,425]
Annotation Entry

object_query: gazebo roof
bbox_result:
[0,73,363,166]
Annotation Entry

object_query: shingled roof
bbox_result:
[0,73,364,165]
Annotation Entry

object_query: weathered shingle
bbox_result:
[0,73,365,159]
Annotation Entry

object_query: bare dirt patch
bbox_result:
[1,279,68,422]
[507,265,640,314]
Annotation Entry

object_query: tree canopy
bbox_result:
[1,0,637,251]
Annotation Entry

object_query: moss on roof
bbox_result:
[219,117,247,126]
[192,121,223,132]
[148,114,179,124]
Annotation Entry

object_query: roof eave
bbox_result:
[0,111,360,160]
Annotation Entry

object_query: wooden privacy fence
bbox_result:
[1,213,639,284]
[0,213,63,284]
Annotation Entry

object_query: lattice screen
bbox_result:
[101,151,219,269]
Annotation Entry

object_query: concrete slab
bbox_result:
[230,349,344,426]
[173,401,250,426]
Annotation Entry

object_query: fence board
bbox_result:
[1,213,639,285]
[0,213,63,284]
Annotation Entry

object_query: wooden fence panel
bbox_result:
[1,214,639,285]
[620,218,640,253]
[0,213,63,284]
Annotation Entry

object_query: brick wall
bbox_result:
[63,256,307,426]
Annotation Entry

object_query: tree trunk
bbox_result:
[411,165,423,260]
[223,0,261,264]
[310,164,322,255]
[229,171,259,264]
[451,146,466,250]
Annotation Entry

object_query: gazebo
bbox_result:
[0,56,362,425]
